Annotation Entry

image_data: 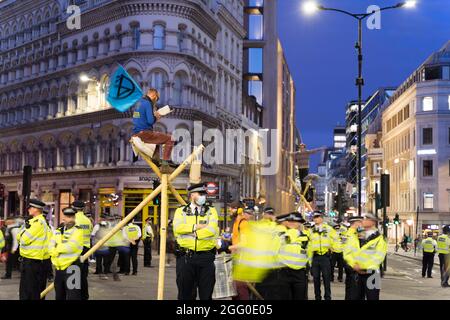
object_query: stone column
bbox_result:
[94,140,103,168]
[21,150,26,168]
[5,152,11,174]
[74,142,83,169]
[38,148,44,172]
[117,135,126,166]
[110,35,120,52]
[3,194,8,219]
[56,146,63,171]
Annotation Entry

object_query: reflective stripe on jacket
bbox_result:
[75,211,93,248]
[353,233,387,270]
[437,235,450,254]
[422,238,436,253]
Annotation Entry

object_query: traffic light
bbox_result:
[384,218,390,228]
[332,195,338,210]
[393,213,400,225]
[153,179,161,205]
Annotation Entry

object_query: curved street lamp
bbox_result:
[301,0,416,216]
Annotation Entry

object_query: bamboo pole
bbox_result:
[288,176,314,212]
[157,174,169,300]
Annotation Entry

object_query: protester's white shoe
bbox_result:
[131,136,156,158]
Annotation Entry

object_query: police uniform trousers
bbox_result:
[422,252,434,277]
[80,247,89,300]
[352,270,380,300]
[176,249,216,300]
[438,253,449,285]
[344,264,357,300]
[311,253,332,300]
[331,252,344,281]
[38,258,53,300]
[19,258,45,300]
[280,268,307,300]
[95,249,109,274]
[128,241,139,274]
[54,261,82,301]
[143,238,152,267]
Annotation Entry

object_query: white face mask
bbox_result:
[195,195,206,206]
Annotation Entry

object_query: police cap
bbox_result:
[28,199,46,210]
[348,216,364,223]
[72,200,85,210]
[312,211,323,218]
[62,207,77,217]
[277,212,306,223]
[188,183,207,194]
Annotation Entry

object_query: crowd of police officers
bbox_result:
[2,181,450,300]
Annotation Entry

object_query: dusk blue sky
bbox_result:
[277,0,450,171]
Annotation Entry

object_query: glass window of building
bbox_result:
[423,160,433,177]
[248,79,262,105]
[423,193,434,210]
[248,48,263,74]
[153,24,165,50]
[423,96,433,111]
[248,14,263,40]
[248,0,264,6]
[422,127,433,145]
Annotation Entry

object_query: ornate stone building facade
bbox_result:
[0,0,246,224]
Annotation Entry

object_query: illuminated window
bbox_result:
[423,193,434,210]
[423,96,433,111]
[248,14,263,40]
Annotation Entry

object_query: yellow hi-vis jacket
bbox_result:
[343,227,360,268]
[278,227,311,270]
[333,226,347,253]
[232,220,283,283]
[75,211,93,248]
[0,230,4,251]
[309,223,339,255]
[142,222,154,240]
[437,234,450,254]
[19,214,50,260]
[353,231,387,271]
[422,238,437,253]
[48,225,83,271]
[43,223,54,260]
[124,223,141,241]
[173,203,219,252]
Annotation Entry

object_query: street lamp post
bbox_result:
[302,1,416,216]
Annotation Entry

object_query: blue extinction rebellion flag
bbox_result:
[106,65,143,112]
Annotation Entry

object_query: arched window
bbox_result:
[153,24,165,50]
[149,70,168,104]
[173,72,188,106]
[99,75,110,109]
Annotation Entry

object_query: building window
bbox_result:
[132,26,140,50]
[248,13,263,40]
[248,0,264,6]
[248,48,263,73]
[423,96,433,111]
[153,24,165,50]
[404,104,410,120]
[149,70,168,104]
[422,127,433,145]
[448,95,450,110]
[423,193,434,210]
[423,160,433,177]
[248,79,262,105]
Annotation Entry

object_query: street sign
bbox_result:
[206,182,218,195]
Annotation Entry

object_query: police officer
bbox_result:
[173,183,219,300]
[91,215,111,279]
[437,225,450,287]
[124,220,141,275]
[309,211,338,300]
[0,227,4,251]
[48,207,84,300]
[422,232,437,278]
[330,223,344,282]
[72,200,92,300]
[342,216,364,300]
[18,199,51,300]
[142,217,155,267]
[352,214,387,300]
[277,212,310,300]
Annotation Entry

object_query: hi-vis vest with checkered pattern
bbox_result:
[48,225,84,271]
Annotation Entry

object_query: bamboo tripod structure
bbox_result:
[288,176,314,213]
[40,144,205,300]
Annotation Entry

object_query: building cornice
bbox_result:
[217,6,246,38]
[58,0,220,40]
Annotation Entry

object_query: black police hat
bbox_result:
[72,200,85,210]
[28,199,46,210]
[188,183,207,194]
[62,207,76,217]
[312,211,323,218]
[277,212,306,223]
[243,206,255,215]
[263,207,275,215]
[348,216,364,223]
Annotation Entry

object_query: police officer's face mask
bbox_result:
[195,195,206,206]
